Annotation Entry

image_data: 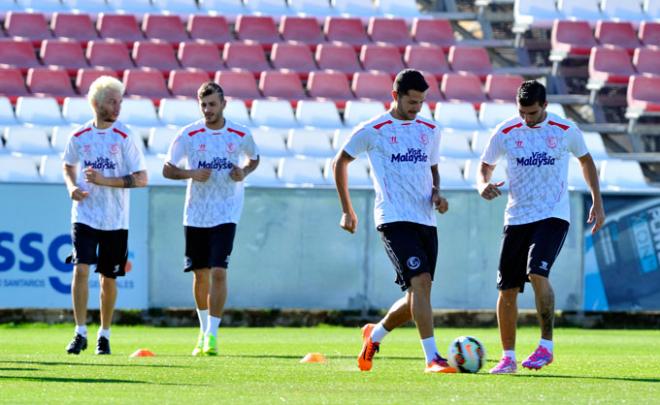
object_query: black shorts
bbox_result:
[378,221,438,291]
[184,223,237,272]
[497,217,570,292]
[69,222,129,279]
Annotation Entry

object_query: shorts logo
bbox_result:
[406,256,421,270]
[184,256,192,268]
[540,261,549,271]
[113,264,121,274]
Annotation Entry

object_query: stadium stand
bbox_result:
[39,155,66,183]
[158,98,200,126]
[187,15,233,46]
[367,17,414,49]
[287,128,336,158]
[278,157,326,186]
[26,67,76,98]
[601,0,648,25]
[404,44,451,80]
[67,0,115,15]
[147,126,179,155]
[144,154,172,186]
[411,18,456,51]
[279,16,325,48]
[441,72,487,105]
[306,70,354,107]
[251,128,290,157]
[132,40,180,73]
[0,155,41,182]
[332,0,383,22]
[75,67,119,95]
[123,68,171,100]
[202,0,247,23]
[215,70,262,103]
[434,102,482,130]
[51,125,77,152]
[0,67,29,100]
[235,15,282,50]
[178,41,225,74]
[639,21,660,46]
[351,71,393,102]
[270,42,318,79]
[295,99,345,128]
[288,0,338,22]
[86,40,135,73]
[557,0,603,26]
[437,159,471,189]
[40,39,89,75]
[439,132,476,159]
[324,17,370,48]
[245,0,294,20]
[322,156,372,187]
[315,43,363,77]
[97,13,144,44]
[117,97,161,127]
[142,14,190,45]
[223,42,272,77]
[62,97,94,125]
[250,99,299,127]
[223,99,252,126]
[447,46,493,80]
[259,70,307,101]
[595,21,642,52]
[633,46,660,75]
[168,69,211,98]
[3,126,52,155]
[485,74,524,102]
[4,12,53,45]
[0,97,18,125]
[478,102,517,129]
[0,39,42,72]
[51,13,99,44]
[343,100,386,127]
[359,44,405,77]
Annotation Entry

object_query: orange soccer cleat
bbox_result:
[357,323,379,371]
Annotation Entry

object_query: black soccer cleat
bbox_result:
[95,336,111,355]
[66,334,88,355]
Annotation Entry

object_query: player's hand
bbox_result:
[478,181,505,200]
[69,187,89,201]
[340,212,358,234]
[432,192,449,214]
[191,168,212,182]
[229,166,246,182]
[84,167,104,185]
[587,203,606,234]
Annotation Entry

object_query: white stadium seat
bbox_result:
[583,131,609,160]
[332,128,353,151]
[119,98,162,127]
[343,100,386,128]
[224,99,253,127]
[600,159,654,192]
[601,0,648,26]
[514,0,564,32]
[478,102,517,129]
[289,0,338,22]
[434,102,483,131]
[39,155,65,183]
[295,100,344,128]
[470,130,493,157]
[3,126,52,155]
[245,0,294,18]
[159,0,205,17]
[109,0,161,20]
[464,158,509,190]
[250,99,299,128]
[377,0,421,20]
[277,157,326,186]
[557,0,603,26]
[252,127,290,157]
[0,97,18,125]
[51,125,78,153]
[323,156,372,188]
[546,103,567,118]
[287,128,335,158]
[15,97,66,126]
[158,98,200,126]
[332,0,384,21]
[203,0,248,22]
[439,132,477,159]
[145,154,179,186]
[438,159,471,190]
[68,0,116,15]
[62,97,94,125]
[147,126,179,155]
[0,154,41,182]
[244,159,282,187]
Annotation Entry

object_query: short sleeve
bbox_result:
[568,127,589,158]
[480,129,504,165]
[343,126,373,158]
[429,127,441,165]
[166,131,188,168]
[62,132,78,166]
[242,131,259,160]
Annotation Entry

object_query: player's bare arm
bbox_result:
[84,167,148,188]
[578,153,606,234]
[430,164,448,214]
[163,162,212,182]
[63,163,89,201]
[333,150,358,234]
[229,156,260,182]
[477,162,505,201]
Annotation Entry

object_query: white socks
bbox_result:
[539,338,554,352]
[504,350,516,361]
[370,323,390,343]
[206,316,221,337]
[75,325,87,337]
[98,328,110,339]
[420,336,439,364]
[196,308,209,334]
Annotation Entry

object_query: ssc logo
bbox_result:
[406,256,421,270]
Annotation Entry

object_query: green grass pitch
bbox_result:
[0,324,658,404]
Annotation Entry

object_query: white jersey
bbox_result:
[166,119,259,228]
[343,112,442,227]
[481,112,589,226]
[62,120,146,230]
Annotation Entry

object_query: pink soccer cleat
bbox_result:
[522,346,553,370]
[489,356,517,374]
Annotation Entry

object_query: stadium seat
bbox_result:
[588,46,635,92]
[485,74,524,103]
[142,14,190,45]
[323,156,372,187]
[411,18,456,51]
[378,0,421,20]
[259,70,307,101]
[288,0,338,22]
[332,128,352,150]
[15,96,66,126]
[4,12,53,45]
[224,99,252,126]
[68,0,115,16]
[306,70,354,107]
[645,0,660,20]
[245,0,294,20]
[168,69,210,98]
[277,157,326,186]
[315,43,362,77]
[223,42,272,77]
[438,132,476,159]
[132,41,180,72]
[557,0,603,25]
[158,98,200,126]
[0,0,24,19]
[434,102,482,130]
[441,72,487,106]
[324,17,370,48]
[110,0,161,21]
[251,127,290,157]
[178,41,225,74]
[359,44,405,77]
[270,42,318,79]
[595,21,642,52]
[546,102,567,118]
[86,40,135,73]
[215,70,262,102]
[235,15,281,50]
[513,0,564,32]
[202,0,247,23]
[601,0,648,26]
[75,67,119,96]
[332,0,384,22]
[582,131,609,160]
[287,128,335,157]
[295,99,344,128]
[244,159,283,187]
[0,67,29,99]
[0,96,19,125]
[420,72,443,109]
[62,96,94,124]
[600,159,652,191]
[147,126,179,155]
[633,46,660,75]
[51,13,99,44]
[39,154,65,183]
[437,159,470,189]
[97,14,144,44]
[470,129,492,156]
[51,125,78,153]
[639,21,660,46]
[551,20,597,62]
[367,17,413,49]
[478,102,517,129]
[39,39,88,75]
[627,74,660,116]
[343,100,386,127]
[0,154,41,183]
[0,39,42,71]
[351,71,393,102]
[123,68,171,100]
[187,15,233,47]
[251,99,299,127]
[119,97,161,127]
[279,16,325,49]
[158,0,204,17]
[447,46,493,80]
[26,67,76,98]
[404,44,451,80]
[464,158,509,189]
[144,154,173,186]
[3,126,52,155]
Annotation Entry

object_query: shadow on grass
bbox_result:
[0,374,209,386]
[0,360,188,369]
[0,367,39,371]
[220,354,422,361]
[509,373,660,384]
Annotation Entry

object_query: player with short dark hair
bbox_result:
[478,80,605,374]
[63,75,148,355]
[163,82,259,356]
[333,69,456,373]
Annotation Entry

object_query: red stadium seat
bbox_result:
[75,68,119,95]
[352,71,393,102]
[551,20,597,58]
[40,39,88,76]
[359,44,404,77]
[259,70,307,102]
[27,67,76,98]
[86,40,135,73]
[279,16,325,49]
[589,46,635,86]
[367,17,413,49]
[595,21,641,53]
[420,71,443,109]
[324,17,370,49]
[441,72,486,106]
[639,22,660,47]
[633,46,660,75]
[627,75,660,114]
[178,41,225,74]
[404,44,450,80]
[123,68,171,100]
[4,12,53,46]
[168,69,211,98]
[132,40,180,73]
[223,42,271,77]
[187,15,233,48]
[97,14,144,44]
[447,46,493,80]
[214,70,261,103]
[142,14,190,46]
[235,15,281,50]
[270,42,318,80]
[411,18,455,51]
[306,70,354,107]
[485,73,524,102]
[0,39,42,72]
[51,13,99,44]
[0,67,30,100]
[315,43,362,77]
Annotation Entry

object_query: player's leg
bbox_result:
[97,275,117,354]
[191,268,210,356]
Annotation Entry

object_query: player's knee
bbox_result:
[73,265,89,279]
[210,267,227,284]
[409,272,432,292]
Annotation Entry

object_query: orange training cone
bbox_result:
[130,349,155,357]
[300,352,326,363]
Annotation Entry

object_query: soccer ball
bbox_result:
[447,336,486,373]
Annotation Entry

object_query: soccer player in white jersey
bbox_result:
[333,69,456,373]
[63,76,148,355]
[478,80,605,374]
[163,82,259,356]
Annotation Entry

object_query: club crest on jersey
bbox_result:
[198,143,207,152]
[84,157,117,170]
[516,151,556,167]
[419,134,429,145]
[198,157,234,170]
[83,144,92,155]
[110,144,120,154]
[391,148,428,163]
[226,142,236,153]
[546,136,557,149]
